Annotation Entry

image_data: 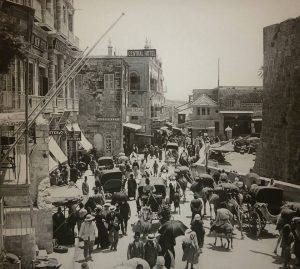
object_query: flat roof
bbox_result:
[219,111,254,114]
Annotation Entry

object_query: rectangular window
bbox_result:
[104,74,114,89]
[207,108,210,115]
[202,108,206,115]
[68,14,73,32]
[197,108,200,115]
[63,6,66,23]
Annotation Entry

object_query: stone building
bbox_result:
[77,55,129,156]
[254,17,300,184]
[125,41,166,145]
[189,86,263,138]
[0,0,83,266]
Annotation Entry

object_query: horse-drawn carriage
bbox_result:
[165,142,179,164]
[100,169,123,196]
[137,178,167,213]
[98,156,114,170]
[244,186,284,237]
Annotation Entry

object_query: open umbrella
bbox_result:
[159,220,188,238]
[123,258,150,269]
[198,173,213,180]
[118,152,126,156]
[190,182,201,193]
[111,192,128,205]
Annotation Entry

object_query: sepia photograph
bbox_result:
[0,0,300,268]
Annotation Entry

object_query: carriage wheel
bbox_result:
[250,211,262,237]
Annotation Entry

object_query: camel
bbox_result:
[254,203,279,224]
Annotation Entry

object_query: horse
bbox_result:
[210,222,234,250]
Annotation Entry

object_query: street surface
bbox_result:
[50,154,283,269]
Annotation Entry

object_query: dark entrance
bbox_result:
[223,114,251,137]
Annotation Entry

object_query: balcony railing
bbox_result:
[0,91,78,114]
[0,91,25,112]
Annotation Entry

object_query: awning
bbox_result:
[252,118,262,122]
[219,110,254,114]
[66,123,93,151]
[123,122,142,131]
[49,155,58,173]
[49,136,68,164]
[134,133,154,137]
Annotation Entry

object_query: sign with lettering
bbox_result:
[49,130,64,136]
[97,117,120,122]
[53,38,68,55]
[31,33,47,51]
[126,107,144,117]
[127,49,156,57]
[0,184,30,197]
[67,131,81,141]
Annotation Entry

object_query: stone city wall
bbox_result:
[254,17,300,184]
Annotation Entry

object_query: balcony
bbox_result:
[0,91,25,113]
[0,91,78,115]
[32,0,42,22]
[39,9,55,31]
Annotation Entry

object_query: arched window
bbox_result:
[130,72,140,91]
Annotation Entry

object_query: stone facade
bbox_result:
[254,17,300,184]
[78,57,129,156]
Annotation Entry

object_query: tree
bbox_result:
[0,14,27,74]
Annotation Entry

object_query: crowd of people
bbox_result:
[50,129,300,269]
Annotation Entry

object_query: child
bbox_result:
[281,224,294,268]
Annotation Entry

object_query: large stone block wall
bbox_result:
[78,58,127,155]
[254,17,300,184]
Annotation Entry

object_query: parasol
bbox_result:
[123,258,150,269]
[159,220,188,238]
[111,192,128,205]
[118,152,126,156]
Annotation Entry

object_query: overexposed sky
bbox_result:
[74,0,300,100]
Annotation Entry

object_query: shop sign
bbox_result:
[97,117,120,122]
[127,49,156,57]
[0,184,30,197]
[67,131,81,141]
[31,33,47,51]
[126,107,144,116]
[49,130,64,136]
[53,38,68,55]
